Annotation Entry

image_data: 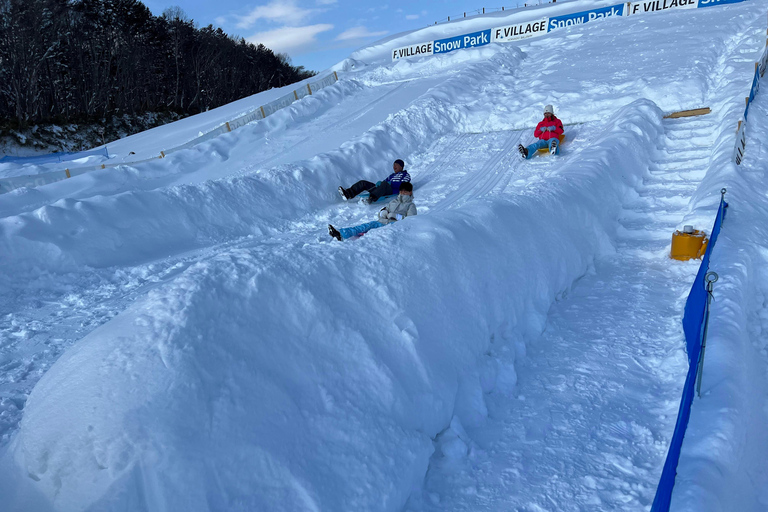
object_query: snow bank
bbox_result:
[0,50,494,287]
[0,100,664,511]
[671,14,768,511]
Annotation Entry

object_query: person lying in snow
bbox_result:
[329,182,416,241]
[338,159,411,204]
[518,104,564,159]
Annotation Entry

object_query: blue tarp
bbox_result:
[651,195,727,512]
[0,146,108,165]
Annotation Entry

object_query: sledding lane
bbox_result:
[403,113,715,512]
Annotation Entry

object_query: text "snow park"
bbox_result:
[434,30,491,54]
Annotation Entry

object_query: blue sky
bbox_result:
[139,0,510,72]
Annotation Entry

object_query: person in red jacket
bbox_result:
[518,104,564,159]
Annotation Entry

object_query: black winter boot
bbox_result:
[328,224,342,241]
[518,144,528,159]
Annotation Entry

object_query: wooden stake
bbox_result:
[663,107,711,119]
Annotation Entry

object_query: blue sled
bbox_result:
[358,192,396,204]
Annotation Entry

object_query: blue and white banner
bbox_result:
[434,30,492,54]
[392,0,747,61]
[733,120,746,164]
[548,4,624,32]
[391,42,434,61]
[698,0,746,8]
[492,19,548,42]
[626,0,697,16]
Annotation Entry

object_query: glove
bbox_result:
[387,212,398,220]
[395,214,403,221]
[376,181,382,186]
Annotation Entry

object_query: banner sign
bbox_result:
[733,120,746,164]
[698,0,745,7]
[392,0,747,61]
[548,4,624,31]
[391,42,433,61]
[492,19,548,42]
[434,29,492,54]
[626,0,697,15]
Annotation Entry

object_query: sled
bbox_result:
[537,134,566,154]
[358,192,396,204]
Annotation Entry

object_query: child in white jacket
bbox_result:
[329,182,416,241]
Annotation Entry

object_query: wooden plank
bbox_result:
[663,107,711,119]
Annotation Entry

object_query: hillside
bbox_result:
[1,1,767,511]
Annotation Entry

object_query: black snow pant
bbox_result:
[346,180,393,201]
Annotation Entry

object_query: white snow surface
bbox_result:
[2,2,768,511]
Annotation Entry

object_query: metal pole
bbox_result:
[696,272,719,397]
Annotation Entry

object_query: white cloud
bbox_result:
[316,0,337,4]
[214,16,227,26]
[405,14,419,20]
[236,1,316,29]
[335,26,388,41]
[247,24,334,54]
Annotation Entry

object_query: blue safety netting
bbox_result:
[651,194,727,512]
[0,146,108,165]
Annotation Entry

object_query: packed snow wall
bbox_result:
[0,100,665,511]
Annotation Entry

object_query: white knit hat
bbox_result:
[543,104,554,114]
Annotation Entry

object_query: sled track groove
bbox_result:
[431,130,525,213]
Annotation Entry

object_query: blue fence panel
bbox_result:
[744,66,761,121]
[0,147,109,165]
[651,195,727,512]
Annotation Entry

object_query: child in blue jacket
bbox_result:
[338,159,411,204]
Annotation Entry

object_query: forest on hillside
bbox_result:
[0,0,316,129]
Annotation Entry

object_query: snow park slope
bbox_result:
[1,2,768,512]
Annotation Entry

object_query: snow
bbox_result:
[2,1,768,511]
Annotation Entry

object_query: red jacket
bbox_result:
[534,115,564,141]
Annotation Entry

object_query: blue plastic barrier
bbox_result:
[651,193,727,512]
[0,146,108,165]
